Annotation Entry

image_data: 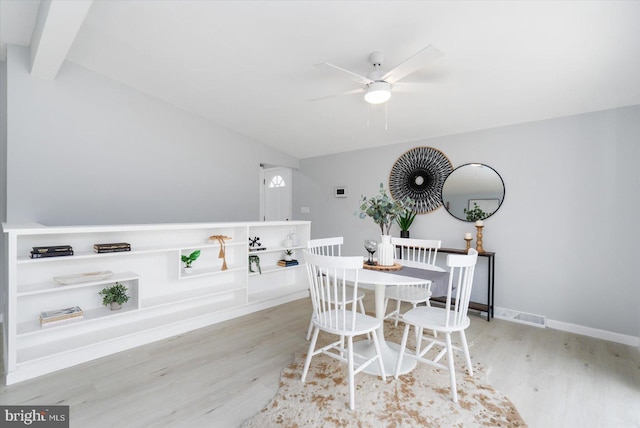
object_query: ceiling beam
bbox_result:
[30,0,93,80]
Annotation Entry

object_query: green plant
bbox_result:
[181,249,201,268]
[285,249,293,256]
[98,282,130,306]
[357,183,414,235]
[464,203,490,222]
[396,209,417,232]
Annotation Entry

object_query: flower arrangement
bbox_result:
[357,183,414,235]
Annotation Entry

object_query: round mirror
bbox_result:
[441,164,505,222]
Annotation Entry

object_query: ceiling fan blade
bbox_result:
[382,44,445,84]
[392,82,434,93]
[316,62,374,85]
[309,88,364,102]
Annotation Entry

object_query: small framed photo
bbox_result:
[334,187,348,198]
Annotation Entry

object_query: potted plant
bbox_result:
[396,209,417,238]
[357,183,414,266]
[99,282,130,311]
[181,249,201,273]
[464,202,490,222]
[284,249,294,261]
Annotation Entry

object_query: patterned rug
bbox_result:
[241,321,527,427]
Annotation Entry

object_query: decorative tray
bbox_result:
[54,270,114,285]
[363,262,402,271]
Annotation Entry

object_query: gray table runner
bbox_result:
[390,267,451,297]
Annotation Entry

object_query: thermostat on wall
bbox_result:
[334,187,347,198]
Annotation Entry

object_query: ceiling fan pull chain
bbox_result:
[385,102,389,130]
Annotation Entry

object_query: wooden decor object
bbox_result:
[209,235,232,270]
[363,262,402,271]
[464,237,473,253]
[475,226,485,253]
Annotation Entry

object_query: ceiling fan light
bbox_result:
[364,81,392,104]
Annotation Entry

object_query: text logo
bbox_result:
[1,406,69,427]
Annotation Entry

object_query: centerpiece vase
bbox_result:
[378,235,395,266]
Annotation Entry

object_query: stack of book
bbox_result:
[94,242,131,253]
[39,306,84,328]
[277,259,299,267]
[30,245,74,259]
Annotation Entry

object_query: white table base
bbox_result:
[354,283,416,377]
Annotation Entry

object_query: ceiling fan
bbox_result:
[315,44,445,104]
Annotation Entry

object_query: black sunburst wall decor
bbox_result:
[389,146,453,214]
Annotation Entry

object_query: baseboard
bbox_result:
[494,306,638,347]
[546,319,639,347]
[494,307,546,328]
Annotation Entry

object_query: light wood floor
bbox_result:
[1,296,639,427]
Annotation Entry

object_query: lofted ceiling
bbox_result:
[2,1,640,159]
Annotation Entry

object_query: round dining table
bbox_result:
[340,265,438,376]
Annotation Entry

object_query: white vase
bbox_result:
[378,235,395,266]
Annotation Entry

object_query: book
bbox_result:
[249,247,267,252]
[31,245,73,254]
[40,315,84,328]
[94,243,131,252]
[277,259,299,267]
[40,306,84,326]
[30,250,74,258]
[94,247,131,254]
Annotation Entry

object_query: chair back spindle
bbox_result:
[391,237,441,267]
[444,249,478,328]
[304,250,362,332]
[307,237,343,256]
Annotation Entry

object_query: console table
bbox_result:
[433,247,495,321]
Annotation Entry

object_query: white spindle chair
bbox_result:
[302,250,385,410]
[305,237,368,340]
[384,238,443,326]
[394,249,479,403]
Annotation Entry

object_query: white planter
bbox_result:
[378,235,395,266]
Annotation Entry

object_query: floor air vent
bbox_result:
[494,307,546,328]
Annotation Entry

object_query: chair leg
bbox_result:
[394,300,401,326]
[460,330,473,376]
[444,333,458,403]
[302,327,319,382]
[394,323,411,379]
[371,329,386,381]
[347,335,355,410]
[305,315,314,341]
[357,298,371,340]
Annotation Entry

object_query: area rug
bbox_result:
[241,321,527,427]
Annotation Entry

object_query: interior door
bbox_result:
[262,167,292,221]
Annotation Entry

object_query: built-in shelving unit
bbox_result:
[2,221,311,385]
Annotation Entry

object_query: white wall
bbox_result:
[294,106,640,338]
[4,45,298,225]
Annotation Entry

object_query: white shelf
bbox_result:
[249,264,304,276]
[249,283,308,303]
[18,271,139,296]
[248,245,305,255]
[142,282,245,308]
[17,305,138,336]
[178,265,245,280]
[3,220,310,384]
[17,241,247,263]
